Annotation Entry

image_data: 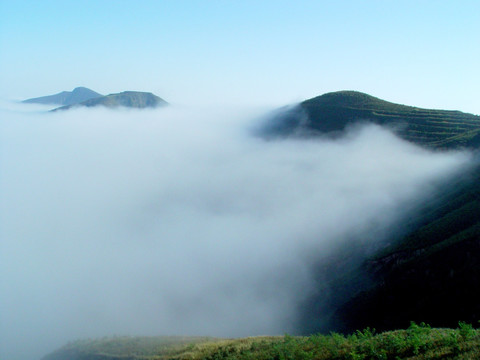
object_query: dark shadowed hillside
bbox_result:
[298,161,480,333]
[262,91,480,149]
[331,162,480,333]
[53,91,168,110]
[285,92,480,335]
[23,87,102,106]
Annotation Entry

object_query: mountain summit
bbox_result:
[52,91,168,111]
[264,91,480,149]
[22,87,102,106]
[23,88,168,110]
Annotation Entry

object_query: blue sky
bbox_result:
[1,0,479,112]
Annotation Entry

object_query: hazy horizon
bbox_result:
[1,1,480,113]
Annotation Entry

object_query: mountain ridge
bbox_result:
[22,87,103,106]
[52,91,168,111]
[22,88,168,110]
[263,90,480,150]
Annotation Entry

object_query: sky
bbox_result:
[1,0,479,112]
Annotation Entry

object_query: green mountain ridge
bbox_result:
[52,91,168,111]
[22,87,103,106]
[264,90,480,149]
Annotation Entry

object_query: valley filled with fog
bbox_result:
[0,104,472,360]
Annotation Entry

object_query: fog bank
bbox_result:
[0,104,471,360]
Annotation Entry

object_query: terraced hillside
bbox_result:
[265,91,480,149]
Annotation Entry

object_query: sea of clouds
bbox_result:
[0,103,472,360]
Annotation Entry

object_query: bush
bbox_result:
[458,321,475,340]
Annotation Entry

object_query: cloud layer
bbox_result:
[0,105,471,360]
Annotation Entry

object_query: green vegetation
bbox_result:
[43,323,480,360]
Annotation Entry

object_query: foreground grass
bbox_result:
[44,322,480,360]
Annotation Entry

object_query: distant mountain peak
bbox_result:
[52,91,168,111]
[23,87,102,106]
[72,86,94,93]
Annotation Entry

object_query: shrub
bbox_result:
[458,321,475,340]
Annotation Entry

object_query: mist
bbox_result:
[0,104,471,360]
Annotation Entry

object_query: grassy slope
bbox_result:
[42,323,480,360]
